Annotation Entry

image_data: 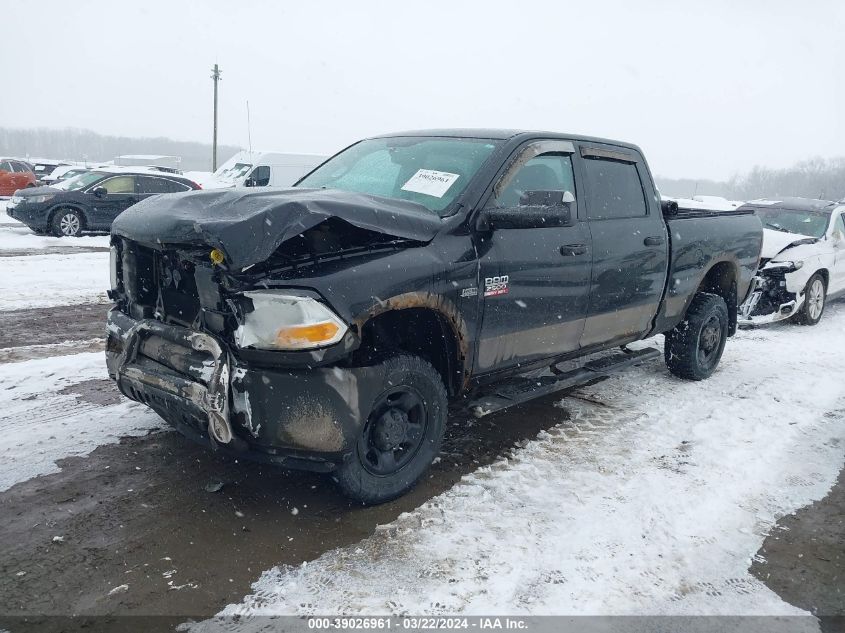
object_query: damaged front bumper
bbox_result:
[105,308,385,472]
[738,264,804,326]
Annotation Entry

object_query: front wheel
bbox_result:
[791,273,826,326]
[334,354,447,505]
[664,293,729,381]
[51,208,83,237]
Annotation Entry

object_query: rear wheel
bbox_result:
[334,354,447,505]
[791,273,826,326]
[664,293,729,381]
[51,208,83,237]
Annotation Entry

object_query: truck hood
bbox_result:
[111,188,442,269]
[760,228,817,260]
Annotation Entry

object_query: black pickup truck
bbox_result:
[105,129,762,503]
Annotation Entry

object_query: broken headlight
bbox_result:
[234,291,347,350]
[765,260,804,272]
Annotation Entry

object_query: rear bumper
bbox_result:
[105,308,386,471]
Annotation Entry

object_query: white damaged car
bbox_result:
[739,198,845,326]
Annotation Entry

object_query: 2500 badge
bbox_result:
[484,275,509,297]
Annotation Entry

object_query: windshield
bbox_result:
[214,162,253,182]
[756,207,831,239]
[295,136,500,215]
[57,169,87,181]
[54,171,108,191]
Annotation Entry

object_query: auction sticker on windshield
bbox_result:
[401,169,460,198]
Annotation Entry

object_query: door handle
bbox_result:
[643,236,665,246]
[560,243,587,256]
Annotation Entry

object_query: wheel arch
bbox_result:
[352,294,469,396]
[692,260,739,335]
[48,204,88,229]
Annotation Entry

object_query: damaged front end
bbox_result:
[738,259,805,326]
[105,233,397,471]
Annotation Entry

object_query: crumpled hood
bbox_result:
[111,188,442,269]
[760,228,817,259]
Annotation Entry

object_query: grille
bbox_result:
[121,241,201,326]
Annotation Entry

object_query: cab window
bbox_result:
[583,157,648,220]
[248,166,271,187]
[833,213,845,237]
[494,153,575,208]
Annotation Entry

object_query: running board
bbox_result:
[468,347,660,418]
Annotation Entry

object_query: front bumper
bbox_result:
[106,308,386,471]
[5,202,50,229]
[738,269,804,327]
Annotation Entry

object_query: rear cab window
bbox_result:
[581,148,648,220]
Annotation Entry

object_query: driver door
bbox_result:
[475,140,592,373]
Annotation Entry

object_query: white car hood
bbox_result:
[761,228,817,260]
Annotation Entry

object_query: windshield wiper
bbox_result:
[764,222,792,233]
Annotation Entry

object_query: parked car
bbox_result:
[40,165,90,186]
[105,129,762,504]
[5,167,201,236]
[30,159,72,184]
[738,198,845,326]
[0,158,37,196]
[207,150,326,189]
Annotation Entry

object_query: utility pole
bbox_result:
[211,63,222,171]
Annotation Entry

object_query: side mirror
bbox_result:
[481,190,574,230]
[93,186,107,198]
[243,178,255,188]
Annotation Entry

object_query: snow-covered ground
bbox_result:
[0,200,111,309]
[0,223,110,251]
[192,304,845,625]
[0,352,163,491]
[0,252,110,310]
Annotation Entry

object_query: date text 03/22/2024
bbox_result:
[307,617,528,630]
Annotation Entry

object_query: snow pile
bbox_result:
[0,252,110,310]
[0,352,163,491]
[197,304,845,623]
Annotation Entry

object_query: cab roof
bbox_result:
[371,128,642,152]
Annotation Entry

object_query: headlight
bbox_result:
[234,291,347,350]
[766,260,804,272]
[9,196,23,204]
[28,194,55,204]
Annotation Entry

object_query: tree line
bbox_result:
[0,127,241,172]
[657,156,845,202]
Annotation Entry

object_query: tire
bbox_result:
[51,208,83,237]
[664,293,729,381]
[334,354,447,505]
[790,273,826,326]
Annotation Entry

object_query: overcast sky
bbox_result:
[2,0,843,179]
